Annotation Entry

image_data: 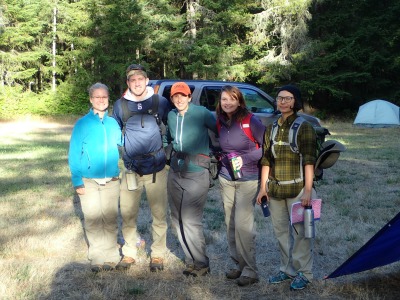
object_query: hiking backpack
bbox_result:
[120,94,164,135]
[119,94,166,182]
[270,116,345,182]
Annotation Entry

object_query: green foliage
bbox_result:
[0,81,88,117]
[293,0,400,113]
[1,0,400,116]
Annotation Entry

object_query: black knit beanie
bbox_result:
[276,85,303,112]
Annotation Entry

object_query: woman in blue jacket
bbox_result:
[68,82,123,272]
[216,85,265,286]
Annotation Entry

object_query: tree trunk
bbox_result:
[52,7,57,92]
[187,0,198,79]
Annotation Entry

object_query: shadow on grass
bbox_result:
[327,271,400,299]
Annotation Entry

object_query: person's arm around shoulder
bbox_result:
[203,106,217,134]
[239,115,265,166]
[160,95,173,125]
[111,98,124,129]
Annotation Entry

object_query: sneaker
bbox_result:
[236,276,259,287]
[150,257,164,272]
[225,269,242,280]
[189,266,210,277]
[290,272,310,290]
[183,264,195,276]
[269,271,294,284]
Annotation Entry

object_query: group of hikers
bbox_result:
[68,63,318,290]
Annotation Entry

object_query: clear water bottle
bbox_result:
[261,196,270,217]
[227,152,243,180]
[304,205,315,238]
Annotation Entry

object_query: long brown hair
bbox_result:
[216,85,249,122]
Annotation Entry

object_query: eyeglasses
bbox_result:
[92,96,109,100]
[276,96,294,103]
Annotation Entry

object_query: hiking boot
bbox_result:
[269,271,294,284]
[290,272,310,290]
[117,256,135,269]
[183,264,195,276]
[225,269,242,280]
[91,263,115,273]
[102,262,116,271]
[189,266,210,277]
[236,276,259,287]
[116,256,135,270]
[90,264,103,273]
[150,257,164,272]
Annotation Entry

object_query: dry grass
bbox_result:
[0,117,399,300]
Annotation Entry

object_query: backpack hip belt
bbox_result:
[268,177,303,185]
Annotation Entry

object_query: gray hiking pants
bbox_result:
[168,169,210,268]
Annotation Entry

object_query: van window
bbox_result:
[241,88,275,113]
[200,87,221,110]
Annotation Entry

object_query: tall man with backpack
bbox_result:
[112,64,170,272]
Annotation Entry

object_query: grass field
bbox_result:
[0,117,399,299]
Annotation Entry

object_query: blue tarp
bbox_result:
[326,212,400,279]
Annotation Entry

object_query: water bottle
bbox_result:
[261,196,270,217]
[227,152,243,180]
[304,205,315,238]
[126,169,138,191]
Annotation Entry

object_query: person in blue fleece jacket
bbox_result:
[68,82,123,273]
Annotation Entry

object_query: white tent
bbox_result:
[354,99,400,127]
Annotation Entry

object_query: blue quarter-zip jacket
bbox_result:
[68,109,122,188]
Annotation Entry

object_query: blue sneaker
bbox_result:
[269,271,294,284]
[290,272,310,290]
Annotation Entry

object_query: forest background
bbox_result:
[0,0,400,119]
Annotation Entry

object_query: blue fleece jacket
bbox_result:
[68,109,122,188]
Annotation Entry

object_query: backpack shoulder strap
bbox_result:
[121,97,132,125]
[270,120,280,158]
[289,116,306,153]
[150,94,161,125]
[240,113,259,149]
[216,118,221,135]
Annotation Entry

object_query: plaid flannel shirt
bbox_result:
[261,113,317,199]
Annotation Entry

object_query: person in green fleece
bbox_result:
[165,82,217,277]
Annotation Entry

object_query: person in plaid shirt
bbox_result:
[256,85,317,290]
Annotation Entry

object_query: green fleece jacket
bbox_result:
[166,103,217,173]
